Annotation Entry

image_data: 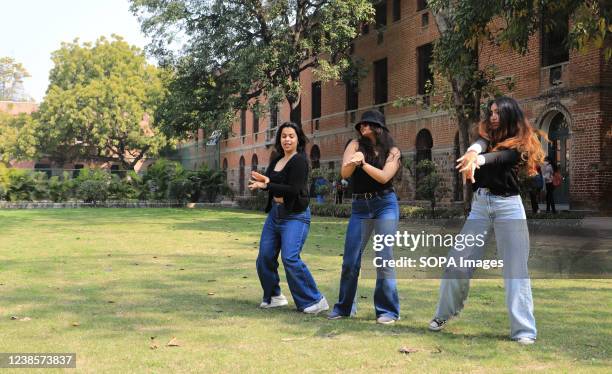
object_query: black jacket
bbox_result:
[264,153,310,213]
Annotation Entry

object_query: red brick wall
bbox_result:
[218,1,609,210]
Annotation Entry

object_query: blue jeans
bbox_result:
[332,192,400,319]
[256,204,323,310]
[434,188,537,340]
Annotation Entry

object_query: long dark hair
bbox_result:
[274,122,308,157]
[356,126,397,167]
[478,96,546,175]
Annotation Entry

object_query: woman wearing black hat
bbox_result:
[328,110,402,324]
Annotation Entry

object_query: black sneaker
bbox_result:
[428,318,447,331]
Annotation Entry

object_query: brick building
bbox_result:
[182,1,611,211]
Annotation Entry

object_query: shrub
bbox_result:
[6,169,39,201]
[236,193,268,211]
[75,168,111,204]
[142,159,184,200]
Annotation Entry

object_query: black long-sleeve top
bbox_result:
[472,137,523,196]
[263,153,310,213]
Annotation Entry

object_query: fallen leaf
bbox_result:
[242,276,248,278]
[431,347,443,354]
[167,337,181,347]
[10,316,18,320]
[208,292,215,296]
[180,268,185,271]
[281,337,308,342]
[108,300,115,304]
[399,347,419,355]
[150,343,159,350]
[153,256,158,259]
[207,279,217,282]
[72,322,80,327]
[19,317,32,322]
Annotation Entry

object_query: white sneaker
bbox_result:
[303,297,329,314]
[516,337,535,345]
[428,318,448,331]
[260,294,288,309]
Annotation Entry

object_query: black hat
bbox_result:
[355,109,388,132]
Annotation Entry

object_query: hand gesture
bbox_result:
[456,151,479,184]
[251,171,269,184]
[349,151,365,166]
[248,180,267,191]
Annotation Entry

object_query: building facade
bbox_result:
[180,0,611,211]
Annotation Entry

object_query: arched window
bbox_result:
[415,129,433,199]
[239,156,245,196]
[310,145,321,169]
[453,132,463,201]
[251,154,258,172]
[415,129,433,164]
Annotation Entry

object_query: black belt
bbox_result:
[352,188,394,200]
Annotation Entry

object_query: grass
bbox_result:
[0,208,610,373]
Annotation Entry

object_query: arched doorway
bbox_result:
[222,158,228,183]
[453,132,463,201]
[547,112,571,204]
[250,154,259,196]
[239,156,245,196]
[310,145,321,169]
[415,129,433,199]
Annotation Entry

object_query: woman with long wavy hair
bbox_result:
[249,122,328,314]
[428,96,545,345]
[328,110,403,324]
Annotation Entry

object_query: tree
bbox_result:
[415,159,448,217]
[129,0,374,133]
[0,57,32,101]
[396,0,610,210]
[0,112,38,164]
[35,35,169,170]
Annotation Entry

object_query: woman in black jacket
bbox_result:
[249,122,328,314]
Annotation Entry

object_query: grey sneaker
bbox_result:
[428,318,447,331]
[303,297,329,314]
[260,294,288,309]
[376,316,397,325]
[516,337,535,345]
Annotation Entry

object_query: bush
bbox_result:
[108,174,138,200]
[236,193,268,211]
[167,175,193,202]
[6,169,39,201]
[75,169,111,204]
[48,173,76,202]
[142,159,184,200]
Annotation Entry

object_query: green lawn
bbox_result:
[0,208,609,373]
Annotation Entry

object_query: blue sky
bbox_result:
[0,0,150,102]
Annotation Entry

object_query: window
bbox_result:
[393,0,401,22]
[239,156,245,195]
[269,104,279,128]
[362,23,370,34]
[73,164,84,178]
[375,1,387,29]
[290,101,301,125]
[34,163,52,179]
[345,80,359,112]
[310,145,321,169]
[417,43,434,96]
[312,81,322,120]
[240,109,246,136]
[417,0,428,11]
[421,12,429,27]
[373,58,388,105]
[252,109,259,134]
[415,129,433,199]
[541,8,569,67]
